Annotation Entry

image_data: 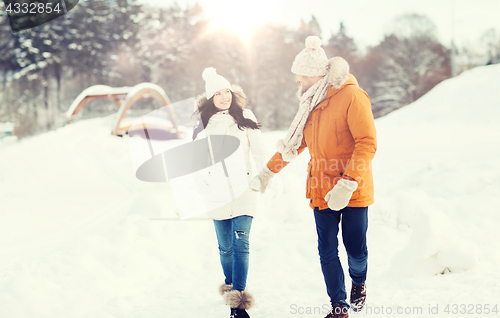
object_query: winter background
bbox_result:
[1,0,500,317]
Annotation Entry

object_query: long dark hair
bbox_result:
[192,91,261,140]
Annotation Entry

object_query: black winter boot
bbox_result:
[324,303,349,318]
[230,307,250,318]
[350,282,366,312]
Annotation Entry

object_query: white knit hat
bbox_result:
[202,67,232,99]
[291,36,328,77]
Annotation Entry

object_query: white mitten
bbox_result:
[324,178,358,211]
[250,166,276,193]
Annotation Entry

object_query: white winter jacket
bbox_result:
[194,89,267,220]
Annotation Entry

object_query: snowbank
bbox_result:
[372,64,500,278]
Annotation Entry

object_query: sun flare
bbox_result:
[201,0,282,42]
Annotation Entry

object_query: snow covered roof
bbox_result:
[111,83,175,136]
[65,83,172,120]
[124,83,170,102]
[65,85,133,119]
[64,82,178,138]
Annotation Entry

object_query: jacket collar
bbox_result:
[316,73,358,110]
[208,111,235,125]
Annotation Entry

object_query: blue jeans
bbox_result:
[213,215,253,291]
[313,206,368,308]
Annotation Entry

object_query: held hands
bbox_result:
[250,166,276,193]
[324,178,358,211]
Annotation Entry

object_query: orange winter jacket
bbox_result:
[267,74,377,210]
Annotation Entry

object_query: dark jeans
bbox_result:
[213,215,253,291]
[313,206,368,308]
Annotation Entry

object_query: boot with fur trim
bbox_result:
[224,290,254,310]
[219,283,233,296]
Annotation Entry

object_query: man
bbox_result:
[251,36,377,318]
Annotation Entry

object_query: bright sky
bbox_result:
[140,0,500,53]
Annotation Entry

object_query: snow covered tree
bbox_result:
[364,14,451,117]
[294,15,322,45]
[105,0,142,84]
[237,16,324,130]
[325,22,357,63]
[324,22,366,86]
[191,28,249,92]
[0,5,21,127]
[64,0,118,87]
[0,0,143,133]
[125,3,207,101]
[14,13,75,129]
[248,22,298,130]
[481,29,500,65]
[0,6,20,76]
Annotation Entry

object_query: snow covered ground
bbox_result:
[1,64,499,318]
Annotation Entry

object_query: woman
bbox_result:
[193,67,267,318]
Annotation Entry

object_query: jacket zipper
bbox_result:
[207,134,235,217]
[313,108,322,202]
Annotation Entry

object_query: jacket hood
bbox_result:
[325,56,351,89]
[196,84,247,110]
[316,60,359,109]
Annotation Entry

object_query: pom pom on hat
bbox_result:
[291,36,328,77]
[305,36,322,50]
[202,67,232,99]
[202,67,217,81]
